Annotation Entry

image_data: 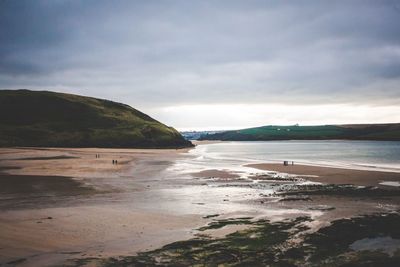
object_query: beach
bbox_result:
[1,142,400,266]
[0,147,204,266]
[247,163,400,187]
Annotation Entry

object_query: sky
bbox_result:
[1,0,400,131]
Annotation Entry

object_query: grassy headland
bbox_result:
[199,124,400,141]
[0,90,192,148]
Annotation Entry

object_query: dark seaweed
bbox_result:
[70,213,400,266]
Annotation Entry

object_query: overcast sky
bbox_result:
[1,0,400,130]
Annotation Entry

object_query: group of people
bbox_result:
[95,153,118,164]
[283,160,294,166]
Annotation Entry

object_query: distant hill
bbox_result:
[199,124,400,141]
[0,90,193,148]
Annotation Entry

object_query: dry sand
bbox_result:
[247,163,400,187]
[0,147,189,178]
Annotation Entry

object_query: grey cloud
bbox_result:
[0,0,400,107]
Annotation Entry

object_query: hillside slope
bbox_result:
[199,124,400,141]
[0,90,192,148]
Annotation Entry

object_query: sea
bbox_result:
[170,140,400,175]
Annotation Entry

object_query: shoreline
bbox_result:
[252,159,400,174]
[1,146,400,266]
[247,163,400,187]
[191,140,222,146]
[191,140,400,173]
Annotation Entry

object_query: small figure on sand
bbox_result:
[284,161,294,166]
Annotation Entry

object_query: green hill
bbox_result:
[0,90,192,148]
[199,124,400,141]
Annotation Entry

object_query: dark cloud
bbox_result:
[1,0,400,108]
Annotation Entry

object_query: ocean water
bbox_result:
[171,141,400,174]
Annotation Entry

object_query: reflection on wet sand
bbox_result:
[0,143,399,266]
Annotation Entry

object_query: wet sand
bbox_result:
[0,206,201,265]
[247,163,400,187]
[0,147,204,266]
[192,169,240,179]
[1,146,400,266]
[0,174,94,196]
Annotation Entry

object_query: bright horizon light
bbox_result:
[147,103,400,131]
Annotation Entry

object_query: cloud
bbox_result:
[1,0,400,127]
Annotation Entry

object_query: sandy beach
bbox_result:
[247,163,400,187]
[1,144,400,266]
[0,147,205,266]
